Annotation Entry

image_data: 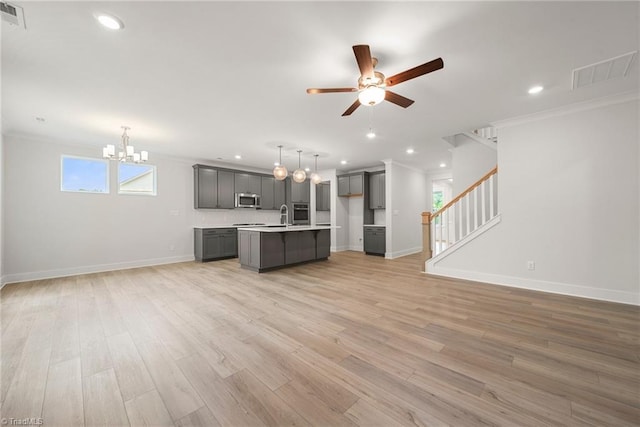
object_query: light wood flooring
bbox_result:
[1,251,639,426]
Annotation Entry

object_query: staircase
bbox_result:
[421,166,499,269]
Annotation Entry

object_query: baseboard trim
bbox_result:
[426,266,639,306]
[387,246,422,259]
[1,255,195,285]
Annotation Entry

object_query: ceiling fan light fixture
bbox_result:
[358,86,385,106]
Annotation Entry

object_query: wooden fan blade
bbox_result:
[342,99,361,116]
[385,57,444,87]
[385,91,414,108]
[307,88,357,94]
[353,45,374,79]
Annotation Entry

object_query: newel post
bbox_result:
[421,212,432,272]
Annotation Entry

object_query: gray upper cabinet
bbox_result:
[234,173,261,194]
[288,178,310,203]
[194,165,234,209]
[261,177,275,210]
[194,166,217,209]
[316,183,330,211]
[274,179,286,208]
[261,177,285,210]
[369,172,385,209]
[217,170,235,208]
[338,173,364,196]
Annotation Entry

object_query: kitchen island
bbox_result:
[237,225,333,272]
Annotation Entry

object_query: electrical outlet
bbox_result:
[527,261,535,271]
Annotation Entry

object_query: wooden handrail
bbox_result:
[431,166,497,219]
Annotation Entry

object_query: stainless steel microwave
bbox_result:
[235,193,261,208]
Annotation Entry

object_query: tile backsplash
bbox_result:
[193,209,281,226]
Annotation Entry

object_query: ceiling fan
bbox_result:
[307,45,444,116]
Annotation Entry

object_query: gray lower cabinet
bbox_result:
[316,229,330,259]
[195,228,238,261]
[238,229,330,272]
[364,226,385,256]
[239,231,285,269]
[285,231,316,264]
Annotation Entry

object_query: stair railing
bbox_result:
[422,166,498,268]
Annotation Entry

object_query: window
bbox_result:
[61,156,109,193]
[118,163,156,195]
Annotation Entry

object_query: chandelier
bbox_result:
[103,126,148,163]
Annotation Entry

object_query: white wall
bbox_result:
[386,160,429,258]
[2,135,279,283]
[452,136,497,194]
[431,98,640,305]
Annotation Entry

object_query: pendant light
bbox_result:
[273,145,288,181]
[292,150,306,183]
[310,154,322,184]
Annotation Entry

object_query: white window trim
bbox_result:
[60,155,110,194]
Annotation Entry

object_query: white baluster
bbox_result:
[473,187,479,231]
[489,175,495,218]
[431,217,436,255]
[481,180,487,225]
[465,193,471,238]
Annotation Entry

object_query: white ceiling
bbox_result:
[2,1,638,173]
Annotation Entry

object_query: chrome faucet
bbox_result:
[279,204,289,226]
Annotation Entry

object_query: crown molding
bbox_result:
[491,91,639,129]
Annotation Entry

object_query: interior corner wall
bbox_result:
[452,136,497,194]
[432,99,640,305]
[388,161,429,258]
[3,135,196,283]
[0,133,5,287]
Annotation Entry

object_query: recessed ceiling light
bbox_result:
[234,155,242,160]
[304,167,310,172]
[448,178,453,182]
[95,13,124,30]
[440,163,446,168]
[341,160,347,165]
[366,130,376,139]
[274,162,280,166]
[406,148,414,154]
[528,85,544,94]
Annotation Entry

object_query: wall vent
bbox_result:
[1,2,25,29]
[572,51,636,90]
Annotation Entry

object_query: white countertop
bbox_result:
[237,225,339,233]
[194,224,280,229]
[363,224,386,227]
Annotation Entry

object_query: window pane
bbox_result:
[61,156,109,193]
[118,163,156,195]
